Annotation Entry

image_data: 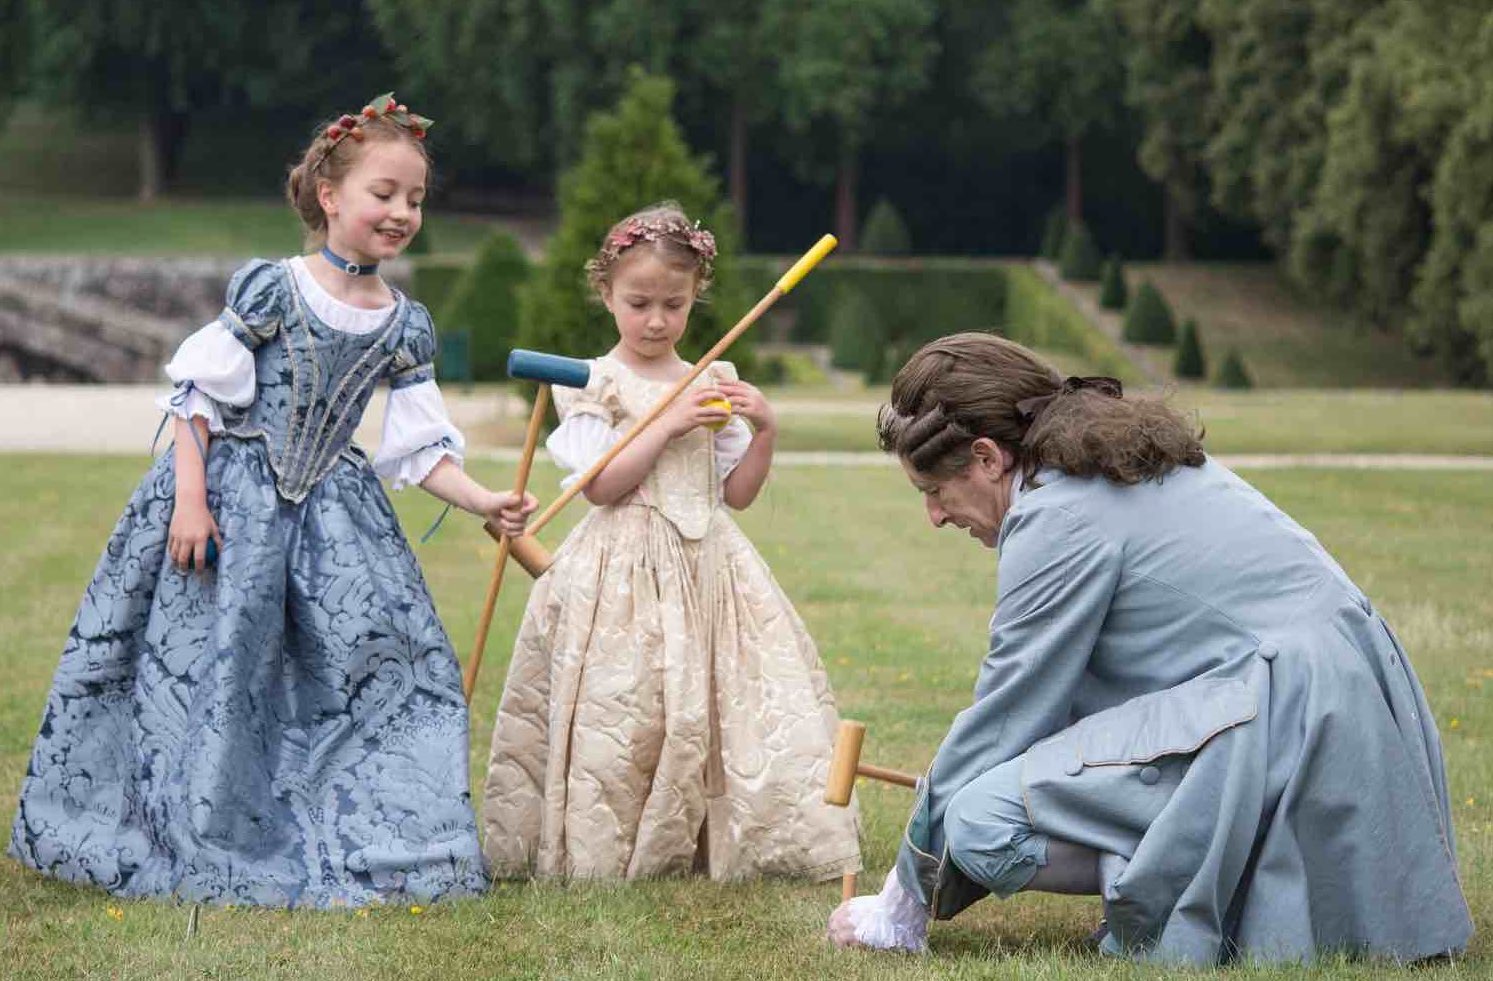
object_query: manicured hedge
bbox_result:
[1002,265,1138,381]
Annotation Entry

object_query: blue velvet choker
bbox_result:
[320,245,379,276]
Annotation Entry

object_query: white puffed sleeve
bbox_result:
[154,321,257,432]
[845,869,929,953]
[713,416,753,482]
[373,379,466,489]
[546,413,620,490]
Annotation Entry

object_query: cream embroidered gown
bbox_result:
[482,356,861,881]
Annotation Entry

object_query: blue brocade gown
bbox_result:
[8,260,487,907]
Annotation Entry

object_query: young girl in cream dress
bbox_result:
[482,203,861,882]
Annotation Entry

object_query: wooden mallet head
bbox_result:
[506,348,591,389]
[825,720,867,806]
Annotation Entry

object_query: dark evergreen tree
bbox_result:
[860,198,913,254]
[1214,347,1253,388]
[515,71,746,369]
[1099,255,1128,309]
[1059,222,1104,280]
[1173,317,1206,378]
[1122,280,1177,344]
[439,231,531,381]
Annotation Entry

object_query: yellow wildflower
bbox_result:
[409,905,425,915]
[105,906,124,921]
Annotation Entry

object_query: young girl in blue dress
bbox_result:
[8,94,535,908]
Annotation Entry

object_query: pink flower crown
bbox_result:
[594,213,717,273]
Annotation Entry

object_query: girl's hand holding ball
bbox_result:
[716,380,775,436]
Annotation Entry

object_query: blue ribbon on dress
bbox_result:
[151,381,210,465]
[419,504,452,544]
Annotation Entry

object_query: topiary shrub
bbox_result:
[1039,207,1067,260]
[860,197,912,254]
[1099,255,1127,309]
[828,284,887,373]
[514,69,747,375]
[1215,348,1253,388]
[1173,317,1207,379]
[439,230,531,381]
[1058,222,1104,281]
[1122,280,1177,345]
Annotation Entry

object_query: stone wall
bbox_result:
[0,257,413,382]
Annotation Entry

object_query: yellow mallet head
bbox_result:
[699,396,733,432]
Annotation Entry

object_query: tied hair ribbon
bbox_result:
[1015,376,1123,426]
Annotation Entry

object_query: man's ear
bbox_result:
[970,437,1013,476]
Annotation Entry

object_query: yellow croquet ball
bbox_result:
[699,396,733,432]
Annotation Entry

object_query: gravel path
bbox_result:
[4,384,1490,470]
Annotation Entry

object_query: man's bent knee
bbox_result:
[943,771,1048,898]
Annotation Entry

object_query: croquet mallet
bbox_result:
[825,719,919,901]
[461,349,591,703]
[478,233,842,582]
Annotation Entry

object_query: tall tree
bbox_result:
[24,1,390,200]
[764,0,937,249]
[1290,1,1479,332]
[1198,0,1381,253]
[0,0,28,119]
[516,70,745,368]
[685,1,777,238]
[367,0,550,175]
[1112,0,1210,260]
[1405,3,1493,383]
[974,0,1125,229]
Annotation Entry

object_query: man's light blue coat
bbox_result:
[896,459,1472,963]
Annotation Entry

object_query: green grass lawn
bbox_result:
[1,455,1487,978]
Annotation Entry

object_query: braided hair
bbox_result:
[877,333,1204,484]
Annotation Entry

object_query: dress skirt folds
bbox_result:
[9,259,486,907]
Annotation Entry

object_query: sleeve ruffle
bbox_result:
[847,869,930,952]
[373,378,466,489]
[546,413,620,490]
[155,320,257,432]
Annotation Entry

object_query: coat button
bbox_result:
[1258,642,1278,661]
[1064,755,1084,776]
[1138,765,1161,785]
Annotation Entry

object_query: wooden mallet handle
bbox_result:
[463,350,591,704]
[463,385,549,703]
[824,719,919,901]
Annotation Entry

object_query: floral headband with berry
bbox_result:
[313,92,433,171]
[589,212,718,281]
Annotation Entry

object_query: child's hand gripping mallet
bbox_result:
[485,234,841,579]
[825,719,919,902]
[462,350,591,703]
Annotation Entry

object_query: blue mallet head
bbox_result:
[507,349,591,390]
